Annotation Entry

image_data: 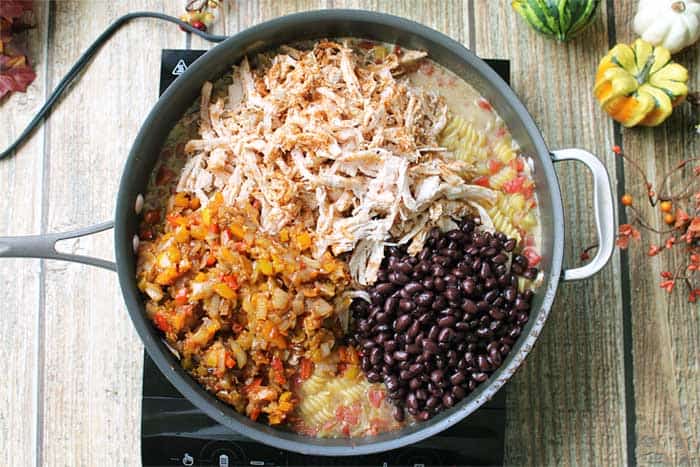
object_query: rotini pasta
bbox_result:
[294,363,402,437]
[440,115,490,164]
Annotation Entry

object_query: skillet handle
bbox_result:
[0,221,116,271]
[551,148,615,281]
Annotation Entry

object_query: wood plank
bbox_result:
[40,2,181,466]
[473,3,628,465]
[612,3,700,465]
[0,2,49,465]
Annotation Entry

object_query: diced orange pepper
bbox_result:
[206,254,217,266]
[173,193,190,208]
[221,274,239,290]
[189,197,201,209]
[213,283,236,300]
[279,228,289,242]
[295,232,312,250]
[166,213,187,227]
[230,224,245,240]
[225,353,236,369]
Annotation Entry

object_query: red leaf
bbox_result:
[0,0,32,22]
[0,55,35,98]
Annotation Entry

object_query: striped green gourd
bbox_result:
[511,0,600,41]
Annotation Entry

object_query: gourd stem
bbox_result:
[636,53,656,85]
[672,1,687,13]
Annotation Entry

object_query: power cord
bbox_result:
[1,11,227,161]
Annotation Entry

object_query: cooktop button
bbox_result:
[182,453,194,466]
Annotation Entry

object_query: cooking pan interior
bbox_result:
[115,9,564,455]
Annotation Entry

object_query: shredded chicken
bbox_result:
[177,40,497,285]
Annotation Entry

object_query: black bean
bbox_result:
[407,320,421,339]
[472,372,488,382]
[406,344,420,355]
[442,393,455,408]
[504,239,516,251]
[489,348,502,367]
[394,314,412,332]
[406,392,419,410]
[433,277,446,292]
[431,295,447,310]
[450,371,466,386]
[504,287,516,302]
[476,327,493,339]
[416,388,428,400]
[451,385,466,400]
[415,291,434,307]
[462,299,477,314]
[398,262,413,274]
[480,262,493,279]
[422,339,439,354]
[392,405,405,422]
[430,369,444,384]
[515,298,530,311]
[370,347,383,365]
[478,355,491,371]
[393,350,409,361]
[483,277,498,290]
[418,411,431,421]
[383,353,394,366]
[384,296,399,314]
[367,371,381,383]
[444,287,460,302]
[513,254,528,267]
[375,282,395,296]
[484,290,499,303]
[403,282,424,295]
[438,315,456,328]
[438,327,453,343]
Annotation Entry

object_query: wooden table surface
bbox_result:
[1,1,698,466]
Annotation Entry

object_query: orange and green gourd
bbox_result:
[594,39,688,127]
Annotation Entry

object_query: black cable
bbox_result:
[1,11,227,161]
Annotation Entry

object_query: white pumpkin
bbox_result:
[634,0,700,54]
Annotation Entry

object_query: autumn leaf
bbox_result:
[0,0,33,22]
[0,54,35,98]
[616,224,640,249]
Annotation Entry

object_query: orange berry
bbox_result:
[621,194,633,206]
[664,213,675,225]
[659,201,672,213]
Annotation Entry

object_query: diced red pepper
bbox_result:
[206,254,217,266]
[174,288,188,305]
[244,378,262,394]
[342,424,351,436]
[300,358,314,380]
[271,356,286,385]
[495,127,507,138]
[393,44,403,56]
[523,247,542,267]
[249,407,261,421]
[153,313,171,333]
[221,274,239,290]
[358,40,375,49]
[488,159,504,174]
[503,176,525,194]
[509,157,525,173]
[477,98,493,112]
[473,176,490,188]
[368,388,385,408]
